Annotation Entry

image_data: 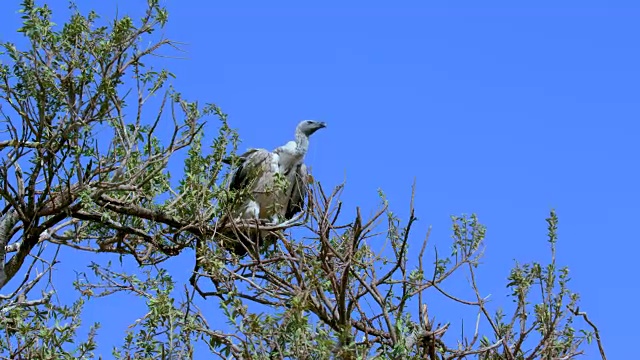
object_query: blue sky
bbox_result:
[1,1,638,358]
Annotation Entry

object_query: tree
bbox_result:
[0,1,607,359]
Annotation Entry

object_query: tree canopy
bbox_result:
[0,1,606,359]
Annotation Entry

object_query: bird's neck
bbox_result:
[294,130,309,156]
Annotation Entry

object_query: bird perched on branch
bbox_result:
[218,120,327,256]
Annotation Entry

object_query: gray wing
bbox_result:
[228,149,273,191]
[284,163,308,219]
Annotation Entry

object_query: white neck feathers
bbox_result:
[294,128,309,156]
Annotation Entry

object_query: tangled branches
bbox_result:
[187,180,605,359]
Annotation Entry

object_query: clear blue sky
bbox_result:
[1,1,638,358]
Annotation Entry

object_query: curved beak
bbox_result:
[316,121,327,129]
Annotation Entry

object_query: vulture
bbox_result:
[219,120,327,255]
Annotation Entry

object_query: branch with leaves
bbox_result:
[186,178,606,359]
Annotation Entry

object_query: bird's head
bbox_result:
[297,120,327,136]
